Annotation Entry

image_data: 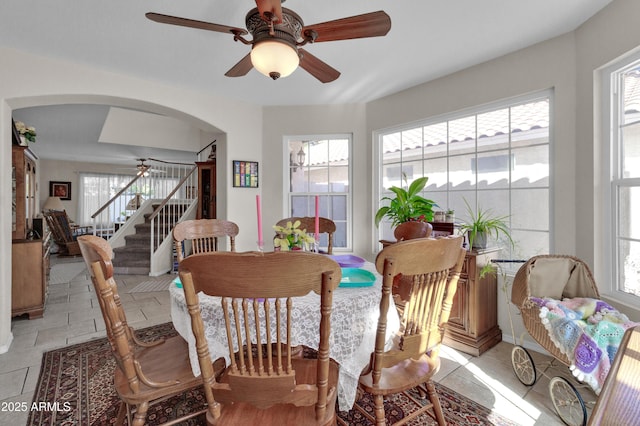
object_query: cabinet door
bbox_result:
[196,162,216,219]
[447,270,469,331]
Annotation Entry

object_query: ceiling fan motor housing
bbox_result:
[246,7,303,79]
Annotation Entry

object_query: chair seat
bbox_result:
[114,336,203,403]
[212,358,340,426]
[359,353,440,395]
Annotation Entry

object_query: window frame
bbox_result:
[283,134,353,252]
[373,91,553,263]
[600,51,640,307]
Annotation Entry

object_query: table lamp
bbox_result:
[43,196,64,211]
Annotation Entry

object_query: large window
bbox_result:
[78,172,181,229]
[603,55,640,303]
[286,135,351,251]
[375,93,551,262]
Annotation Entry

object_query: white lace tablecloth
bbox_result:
[169,261,399,411]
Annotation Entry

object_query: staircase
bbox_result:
[112,203,188,275]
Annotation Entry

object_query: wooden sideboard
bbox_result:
[12,232,51,319]
[443,247,502,356]
[12,142,51,319]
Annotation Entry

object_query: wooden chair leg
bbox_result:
[132,402,149,426]
[374,394,386,426]
[115,401,126,426]
[425,381,446,426]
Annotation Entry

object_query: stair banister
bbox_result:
[90,166,149,220]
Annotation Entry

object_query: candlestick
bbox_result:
[256,195,263,248]
[315,195,320,243]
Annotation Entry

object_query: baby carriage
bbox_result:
[509,255,638,426]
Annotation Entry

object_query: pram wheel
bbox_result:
[511,345,536,386]
[549,376,586,426]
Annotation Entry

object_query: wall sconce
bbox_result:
[290,146,306,171]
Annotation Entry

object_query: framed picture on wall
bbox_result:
[49,181,72,200]
[232,160,259,188]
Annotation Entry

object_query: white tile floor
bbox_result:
[0,256,596,425]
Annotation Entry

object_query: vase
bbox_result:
[19,136,28,146]
[393,221,433,242]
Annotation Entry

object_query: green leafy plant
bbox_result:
[374,176,437,227]
[458,198,514,251]
[273,220,315,251]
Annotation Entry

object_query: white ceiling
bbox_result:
[2,0,613,165]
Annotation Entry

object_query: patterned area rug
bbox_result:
[28,323,518,426]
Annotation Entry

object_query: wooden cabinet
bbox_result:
[12,144,51,319]
[12,231,51,319]
[443,248,502,356]
[196,160,216,219]
[12,145,37,240]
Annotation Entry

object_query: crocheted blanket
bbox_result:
[531,297,639,395]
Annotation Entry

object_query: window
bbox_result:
[603,54,640,303]
[285,135,351,251]
[79,172,181,232]
[375,93,551,263]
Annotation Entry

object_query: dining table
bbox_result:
[169,259,400,411]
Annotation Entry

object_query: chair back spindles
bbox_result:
[173,219,239,261]
[180,250,341,422]
[78,235,209,425]
[361,236,466,426]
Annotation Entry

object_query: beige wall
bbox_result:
[262,104,368,255]
[0,47,263,351]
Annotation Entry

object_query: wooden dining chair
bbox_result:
[179,250,342,426]
[359,236,466,426]
[172,218,239,261]
[77,235,216,426]
[275,216,336,254]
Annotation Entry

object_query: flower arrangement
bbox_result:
[15,121,37,143]
[273,220,315,251]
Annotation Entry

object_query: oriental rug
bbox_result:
[28,322,517,425]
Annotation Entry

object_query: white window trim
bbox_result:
[283,134,353,251]
[598,51,640,310]
[372,90,553,258]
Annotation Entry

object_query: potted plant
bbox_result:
[458,198,513,251]
[374,175,438,240]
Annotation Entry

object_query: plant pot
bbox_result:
[394,221,433,242]
[470,231,487,250]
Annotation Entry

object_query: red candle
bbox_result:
[315,195,320,241]
[256,195,263,247]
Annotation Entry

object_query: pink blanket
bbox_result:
[531,297,639,394]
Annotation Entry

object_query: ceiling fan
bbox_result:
[125,158,165,175]
[146,0,391,83]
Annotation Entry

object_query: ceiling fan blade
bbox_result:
[146,12,247,36]
[303,11,391,43]
[298,49,340,83]
[225,53,254,77]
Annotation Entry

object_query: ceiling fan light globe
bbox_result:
[250,40,299,79]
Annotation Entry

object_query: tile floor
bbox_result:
[0,256,596,425]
